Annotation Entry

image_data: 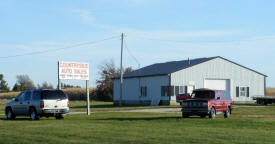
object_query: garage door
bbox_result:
[204,79,230,92]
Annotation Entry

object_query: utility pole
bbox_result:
[119,33,124,106]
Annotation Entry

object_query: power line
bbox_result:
[124,40,140,68]
[0,35,120,59]
[132,36,275,44]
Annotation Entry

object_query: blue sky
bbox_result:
[1,0,275,88]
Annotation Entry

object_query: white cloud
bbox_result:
[73,9,95,25]
[121,0,155,5]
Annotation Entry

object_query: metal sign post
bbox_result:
[86,80,90,115]
[58,61,90,115]
[58,62,61,90]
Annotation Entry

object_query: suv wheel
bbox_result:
[224,107,231,118]
[209,107,216,119]
[55,114,64,120]
[30,108,39,121]
[6,108,16,120]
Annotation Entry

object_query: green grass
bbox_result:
[0,100,180,114]
[70,100,180,112]
[1,101,275,144]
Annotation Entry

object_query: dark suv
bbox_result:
[180,89,232,119]
[5,89,69,120]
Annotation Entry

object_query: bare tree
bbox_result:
[37,81,54,89]
[96,59,133,101]
[13,75,36,91]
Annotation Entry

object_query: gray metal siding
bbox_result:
[170,57,265,101]
[113,75,169,105]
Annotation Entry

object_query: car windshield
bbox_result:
[193,91,215,99]
[42,90,67,100]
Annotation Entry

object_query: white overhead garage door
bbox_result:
[204,79,230,92]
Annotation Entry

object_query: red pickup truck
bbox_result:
[179,89,232,119]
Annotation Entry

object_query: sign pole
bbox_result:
[86,80,90,115]
[58,61,89,115]
[58,61,61,90]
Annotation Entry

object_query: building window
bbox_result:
[170,86,175,96]
[161,86,175,96]
[237,86,249,97]
[175,86,179,96]
[240,87,246,96]
[179,86,184,94]
[161,86,169,96]
[140,86,147,97]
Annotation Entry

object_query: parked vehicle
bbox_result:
[176,93,192,105]
[5,89,70,120]
[180,89,232,119]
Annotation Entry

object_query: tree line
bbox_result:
[0,59,133,101]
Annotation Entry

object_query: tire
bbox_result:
[224,107,231,118]
[30,108,39,121]
[6,108,16,120]
[260,100,266,106]
[209,107,216,119]
[182,113,189,118]
[55,114,64,120]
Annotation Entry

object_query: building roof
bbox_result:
[114,56,267,79]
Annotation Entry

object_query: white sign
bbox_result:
[58,61,89,80]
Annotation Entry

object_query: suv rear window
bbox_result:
[42,90,67,100]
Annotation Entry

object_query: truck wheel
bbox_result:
[209,107,216,119]
[260,100,266,106]
[30,108,39,121]
[6,108,16,120]
[224,107,230,118]
[55,114,64,120]
[182,113,189,118]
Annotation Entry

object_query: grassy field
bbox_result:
[1,89,275,144]
[69,100,179,112]
[1,100,275,144]
[0,99,179,113]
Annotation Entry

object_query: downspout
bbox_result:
[168,74,171,102]
[264,75,268,96]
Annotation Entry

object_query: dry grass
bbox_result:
[0,91,20,99]
[266,87,275,96]
[0,88,97,100]
[62,88,97,100]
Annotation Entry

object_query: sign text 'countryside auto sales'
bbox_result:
[58,61,89,80]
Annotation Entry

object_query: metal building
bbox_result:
[113,56,267,105]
